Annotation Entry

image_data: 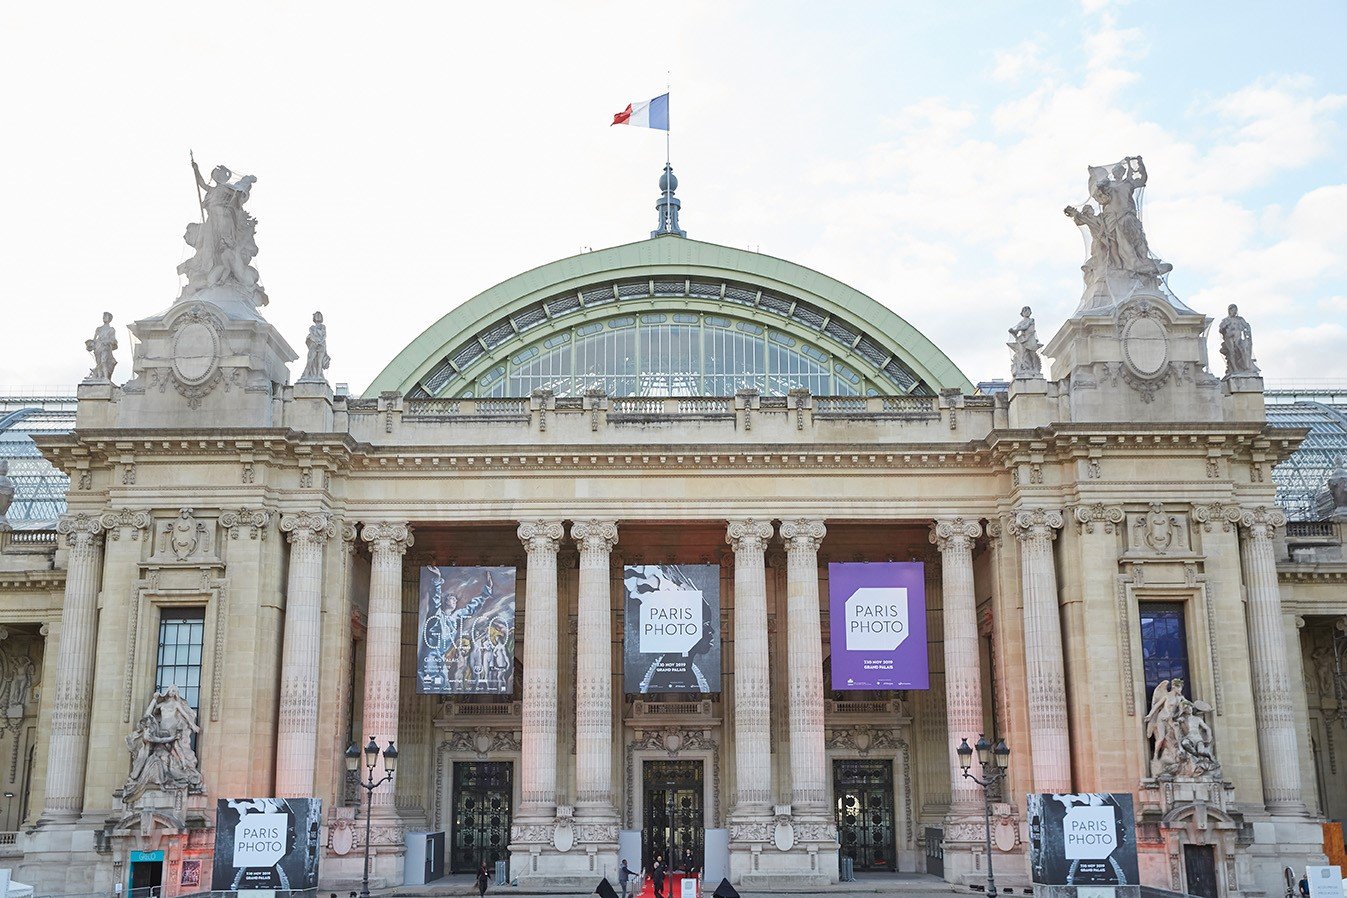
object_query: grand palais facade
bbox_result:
[0,161,1346,898]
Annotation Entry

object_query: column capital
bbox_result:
[280,510,336,544]
[1071,503,1125,535]
[98,509,151,540]
[221,507,273,540]
[360,520,414,555]
[929,517,982,551]
[57,512,105,548]
[726,518,773,552]
[1237,505,1286,538]
[517,519,564,553]
[570,519,618,553]
[1008,507,1063,542]
[779,518,826,553]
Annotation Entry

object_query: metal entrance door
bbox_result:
[1184,844,1218,898]
[451,761,513,874]
[834,759,897,871]
[643,759,704,872]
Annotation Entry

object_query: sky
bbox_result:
[1,1,1344,394]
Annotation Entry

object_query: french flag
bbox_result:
[611,93,669,131]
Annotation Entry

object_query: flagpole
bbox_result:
[665,73,671,232]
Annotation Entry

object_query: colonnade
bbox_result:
[36,506,1308,847]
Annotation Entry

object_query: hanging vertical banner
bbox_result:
[828,562,928,690]
[623,564,721,693]
[417,566,516,694]
[1027,792,1140,886]
[211,798,322,891]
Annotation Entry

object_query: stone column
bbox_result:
[359,520,413,810]
[275,511,334,798]
[930,516,985,815]
[43,512,105,819]
[1009,508,1071,793]
[779,519,828,818]
[1238,506,1306,814]
[517,520,564,821]
[727,518,774,820]
[570,519,618,821]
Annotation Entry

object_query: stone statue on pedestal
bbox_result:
[0,460,13,531]
[123,684,202,803]
[299,311,331,383]
[1007,306,1043,378]
[84,312,118,382]
[1066,156,1174,310]
[1145,678,1221,778]
[182,157,267,306]
[1218,304,1259,377]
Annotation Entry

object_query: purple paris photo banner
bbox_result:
[828,562,928,691]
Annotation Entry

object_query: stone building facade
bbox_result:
[0,165,1344,897]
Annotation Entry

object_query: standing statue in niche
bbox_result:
[0,460,14,531]
[299,311,331,383]
[181,155,267,306]
[1218,304,1259,377]
[1007,306,1043,378]
[124,684,202,800]
[84,312,118,382]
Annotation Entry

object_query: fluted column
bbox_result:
[360,520,412,810]
[44,512,105,819]
[780,519,828,818]
[727,518,774,820]
[1238,506,1306,814]
[1009,508,1070,793]
[931,516,985,815]
[570,519,618,821]
[275,511,335,797]
[517,520,564,821]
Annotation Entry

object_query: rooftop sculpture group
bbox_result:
[178,155,267,307]
[1065,156,1173,309]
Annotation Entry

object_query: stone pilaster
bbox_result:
[1238,505,1306,814]
[517,520,564,822]
[930,516,984,815]
[359,520,412,810]
[43,512,105,820]
[727,518,774,821]
[569,519,618,822]
[275,511,335,798]
[779,518,828,818]
[1009,507,1071,793]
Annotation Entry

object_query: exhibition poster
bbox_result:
[417,566,516,694]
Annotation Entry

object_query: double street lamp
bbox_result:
[956,735,1010,898]
[346,737,398,898]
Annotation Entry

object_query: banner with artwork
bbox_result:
[211,798,321,891]
[828,562,928,690]
[1027,792,1140,886]
[623,564,721,693]
[417,566,516,694]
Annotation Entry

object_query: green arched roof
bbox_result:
[366,236,973,398]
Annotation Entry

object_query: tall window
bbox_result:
[1138,602,1190,700]
[156,607,206,713]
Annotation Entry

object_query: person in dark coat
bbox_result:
[476,861,490,896]
[651,855,666,898]
[618,859,632,898]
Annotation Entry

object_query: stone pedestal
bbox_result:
[289,379,335,432]
[1007,376,1052,429]
[117,285,297,428]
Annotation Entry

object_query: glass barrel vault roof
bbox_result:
[1266,397,1347,520]
[0,393,75,528]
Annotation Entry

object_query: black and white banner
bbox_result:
[623,564,721,693]
[211,798,321,891]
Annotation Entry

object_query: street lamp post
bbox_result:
[956,735,1011,898]
[346,737,398,898]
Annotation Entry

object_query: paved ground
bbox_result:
[381,872,986,897]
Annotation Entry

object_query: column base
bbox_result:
[509,815,620,891]
[728,816,839,888]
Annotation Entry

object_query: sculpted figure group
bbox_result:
[1064,155,1172,290]
[124,684,203,800]
[1144,678,1221,779]
[179,159,267,306]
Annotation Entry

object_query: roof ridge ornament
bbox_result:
[652,163,686,239]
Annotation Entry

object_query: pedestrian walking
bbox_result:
[618,859,631,898]
[651,855,666,898]
[476,860,490,896]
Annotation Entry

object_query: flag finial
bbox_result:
[652,163,686,239]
